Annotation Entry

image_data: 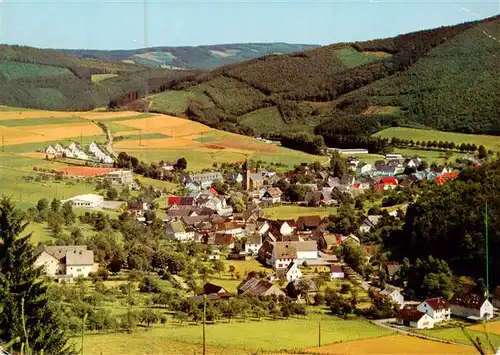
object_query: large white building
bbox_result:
[62,194,104,209]
[417,297,451,323]
[449,293,494,320]
[34,244,96,278]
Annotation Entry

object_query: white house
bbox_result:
[45,145,57,155]
[61,194,104,209]
[34,244,95,278]
[278,221,295,236]
[268,241,317,269]
[63,147,75,158]
[417,297,451,323]
[357,163,373,175]
[449,293,494,320]
[89,141,113,164]
[54,143,64,154]
[277,261,302,282]
[105,170,134,186]
[261,187,282,204]
[379,286,405,309]
[329,265,345,279]
[215,222,244,238]
[397,308,435,329]
[245,233,262,255]
[73,150,89,160]
[385,154,403,160]
[68,142,80,151]
[165,221,194,241]
[359,215,382,233]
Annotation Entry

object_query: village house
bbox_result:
[379,286,405,309]
[89,141,113,164]
[359,215,382,233]
[54,143,65,154]
[214,233,236,248]
[357,163,373,175]
[165,221,195,241]
[396,308,435,329]
[381,261,403,281]
[237,277,286,298]
[215,221,244,238]
[261,241,318,269]
[45,145,58,155]
[297,215,323,232]
[245,233,263,255]
[105,170,134,186]
[449,292,494,320]
[417,297,451,323]
[329,265,345,279]
[34,244,96,278]
[61,194,104,209]
[184,172,223,189]
[201,282,229,295]
[276,261,302,282]
[261,187,283,204]
[286,279,318,303]
[246,173,265,192]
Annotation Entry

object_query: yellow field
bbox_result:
[0,107,326,172]
[469,321,500,335]
[117,115,211,137]
[304,335,475,354]
[0,123,102,146]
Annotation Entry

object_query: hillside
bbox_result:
[0,45,197,111]
[59,43,319,70]
[144,16,500,146]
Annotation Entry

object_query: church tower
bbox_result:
[242,158,250,191]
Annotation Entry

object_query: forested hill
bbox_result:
[58,43,319,70]
[0,45,197,110]
[145,15,500,141]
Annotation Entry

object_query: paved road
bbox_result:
[374,319,468,347]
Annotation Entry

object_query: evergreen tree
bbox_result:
[0,197,70,353]
[50,198,61,213]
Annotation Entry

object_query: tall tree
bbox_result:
[329,151,348,178]
[0,198,69,353]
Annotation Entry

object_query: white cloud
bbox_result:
[460,7,482,18]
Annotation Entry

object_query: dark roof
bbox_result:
[297,215,323,228]
[237,277,278,296]
[214,234,235,246]
[188,292,232,303]
[397,308,426,322]
[423,297,450,311]
[450,293,487,309]
[202,282,226,295]
[330,265,343,273]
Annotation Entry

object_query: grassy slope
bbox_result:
[374,127,500,150]
[416,326,500,349]
[161,315,392,351]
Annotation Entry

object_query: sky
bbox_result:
[0,0,498,50]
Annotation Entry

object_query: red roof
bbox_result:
[353,183,360,189]
[434,177,446,185]
[380,177,398,185]
[373,183,385,192]
[168,196,182,205]
[423,297,450,311]
[209,188,218,195]
[441,172,458,180]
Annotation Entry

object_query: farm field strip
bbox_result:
[374,127,500,150]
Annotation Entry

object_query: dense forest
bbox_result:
[386,159,500,287]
